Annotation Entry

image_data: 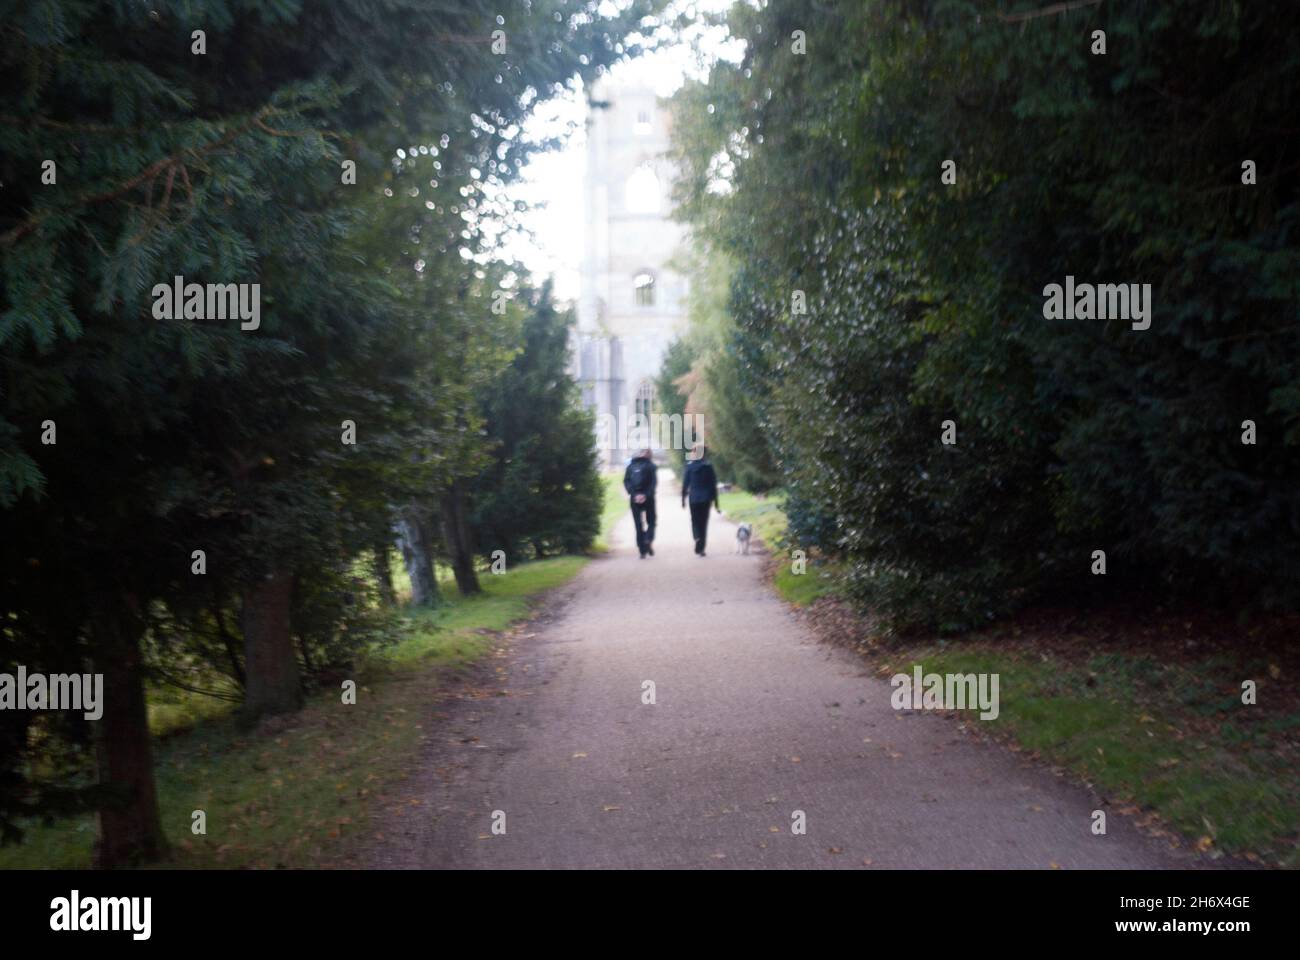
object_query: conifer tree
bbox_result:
[1,0,657,865]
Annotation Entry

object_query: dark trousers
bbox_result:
[689,501,712,554]
[631,497,656,555]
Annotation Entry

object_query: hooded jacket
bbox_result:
[682,458,719,507]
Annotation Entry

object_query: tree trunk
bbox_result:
[396,511,441,607]
[373,538,397,606]
[241,571,302,719]
[441,481,481,597]
[94,608,168,867]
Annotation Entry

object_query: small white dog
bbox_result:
[734,522,753,555]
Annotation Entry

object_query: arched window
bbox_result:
[634,379,656,420]
[633,271,656,307]
[625,165,661,214]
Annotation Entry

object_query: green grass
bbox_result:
[889,645,1300,865]
[146,675,243,737]
[593,471,629,553]
[378,556,587,666]
[717,487,788,547]
[719,485,1298,864]
[718,486,846,607]
[773,560,844,606]
[0,555,589,870]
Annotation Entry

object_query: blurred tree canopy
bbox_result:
[657,245,780,489]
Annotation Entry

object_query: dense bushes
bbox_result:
[670,0,1300,631]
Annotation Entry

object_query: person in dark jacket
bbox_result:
[623,447,657,559]
[681,443,721,557]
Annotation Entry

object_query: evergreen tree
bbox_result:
[1,0,657,864]
[470,283,602,562]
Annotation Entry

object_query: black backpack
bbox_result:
[686,460,716,498]
[626,458,654,496]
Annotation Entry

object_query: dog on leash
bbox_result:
[735,522,753,555]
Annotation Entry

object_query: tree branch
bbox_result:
[0,104,292,247]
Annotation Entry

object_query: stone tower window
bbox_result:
[625,165,661,214]
[635,109,652,136]
[634,272,656,307]
[635,379,656,419]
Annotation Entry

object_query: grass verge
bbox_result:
[718,486,843,607]
[728,484,1299,867]
[593,472,628,553]
[0,556,589,870]
[875,638,1298,866]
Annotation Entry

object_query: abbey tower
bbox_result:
[573,75,690,469]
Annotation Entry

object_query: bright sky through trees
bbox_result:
[501,1,739,302]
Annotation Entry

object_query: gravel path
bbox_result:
[367,472,1202,869]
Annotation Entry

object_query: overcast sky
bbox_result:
[500,3,739,303]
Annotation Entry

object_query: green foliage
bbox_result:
[701,345,778,491]
[657,245,780,488]
[654,335,696,475]
[0,553,590,869]
[907,644,1300,864]
[671,0,1300,632]
[468,284,603,560]
[0,0,659,850]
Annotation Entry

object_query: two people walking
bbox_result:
[623,443,721,559]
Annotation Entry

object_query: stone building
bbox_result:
[572,75,690,469]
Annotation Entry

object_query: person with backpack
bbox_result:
[681,443,721,557]
[623,447,658,559]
